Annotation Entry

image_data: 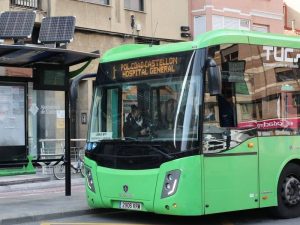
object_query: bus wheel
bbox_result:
[275,163,300,218]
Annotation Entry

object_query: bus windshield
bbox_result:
[88,50,202,153]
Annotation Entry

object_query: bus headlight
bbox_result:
[85,142,97,151]
[85,167,95,192]
[161,170,181,198]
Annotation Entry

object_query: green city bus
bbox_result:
[84,29,300,218]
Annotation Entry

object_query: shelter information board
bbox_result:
[0,85,25,146]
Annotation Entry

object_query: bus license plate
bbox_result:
[119,201,142,210]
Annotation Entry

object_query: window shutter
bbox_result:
[194,16,206,38]
[252,24,269,33]
[212,15,223,30]
[224,17,239,29]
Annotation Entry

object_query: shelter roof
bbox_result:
[0,44,99,67]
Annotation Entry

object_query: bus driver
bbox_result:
[124,105,149,138]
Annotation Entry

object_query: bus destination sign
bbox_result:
[111,56,183,80]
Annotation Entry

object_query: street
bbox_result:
[29,208,300,225]
[1,175,300,225]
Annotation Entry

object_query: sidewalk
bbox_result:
[0,174,50,186]
[0,174,97,225]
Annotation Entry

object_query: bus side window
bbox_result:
[203,43,257,153]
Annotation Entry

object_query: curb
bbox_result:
[0,208,101,225]
[0,176,51,186]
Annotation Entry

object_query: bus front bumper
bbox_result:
[84,155,203,216]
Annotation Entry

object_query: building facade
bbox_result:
[284,0,300,35]
[3,0,190,140]
[61,0,189,139]
[190,0,284,39]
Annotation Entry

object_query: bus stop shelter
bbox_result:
[0,43,99,195]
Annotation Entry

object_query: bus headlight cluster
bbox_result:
[85,167,95,192]
[85,142,97,151]
[161,170,181,198]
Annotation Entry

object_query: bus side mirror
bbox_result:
[206,58,222,96]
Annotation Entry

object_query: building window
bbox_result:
[194,16,206,38]
[10,0,39,9]
[212,15,224,30]
[240,19,250,30]
[99,0,109,5]
[135,37,159,45]
[224,17,239,29]
[252,24,269,33]
[124,0,144,11]
[212,15,250,31]
[275,68,300,82]
[81,0,110,5]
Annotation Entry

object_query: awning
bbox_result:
[0,44,100,67]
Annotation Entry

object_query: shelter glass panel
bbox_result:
[29,90,65,158]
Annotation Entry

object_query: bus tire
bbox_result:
[274,163,300,218]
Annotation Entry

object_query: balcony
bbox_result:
[10,0,40,9]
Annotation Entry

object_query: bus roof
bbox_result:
[100,29,300,63]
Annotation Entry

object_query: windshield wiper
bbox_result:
[146,145,174,159]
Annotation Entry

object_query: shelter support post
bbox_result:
[65,87,71,196]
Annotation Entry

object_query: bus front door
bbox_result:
[203,134,259,214]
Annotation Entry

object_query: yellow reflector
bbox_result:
[173,203,177,208]
[248,142,254,148]
[262,196,268,200]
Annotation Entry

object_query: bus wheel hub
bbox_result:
[282,176,300,206]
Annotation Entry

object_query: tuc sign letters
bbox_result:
[263,46,300,63]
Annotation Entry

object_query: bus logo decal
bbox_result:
[123,185,128,193]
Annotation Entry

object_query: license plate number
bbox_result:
[119,201,142,210]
